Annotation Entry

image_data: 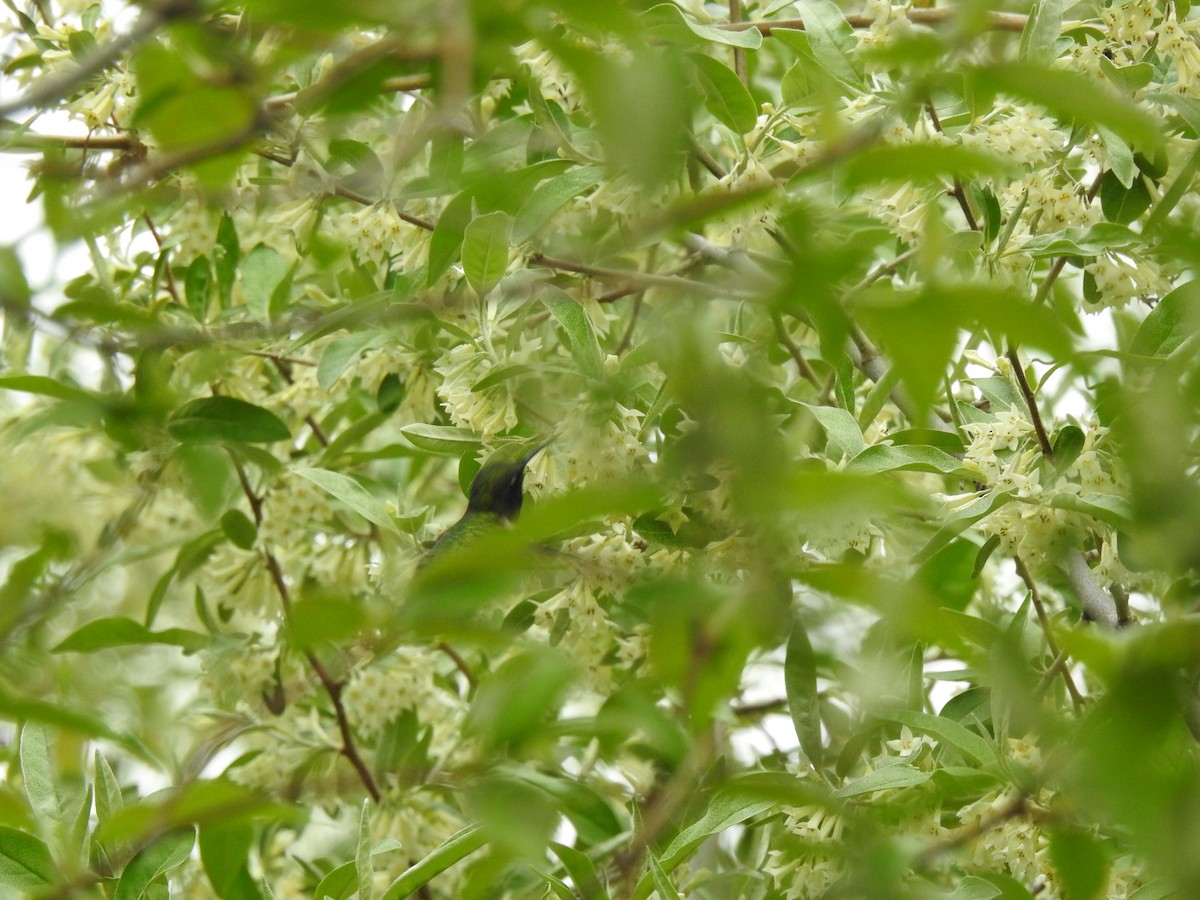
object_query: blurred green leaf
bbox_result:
[241,244,292,319]
[199,821,260,900]
[785,624,823,766]
[53,617,208,654]
[467,648,575,751]
[971,62,1164,151]
[0,827,55,892]
[1049,827,1109,900]
[167,397,290,444]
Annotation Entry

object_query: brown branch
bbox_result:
[238,470,382,802]
[529,252,752,297]
[436,641,478,690]
[142,213,182,307]
[912,791,1043,870]
[926,104,978,231]
[724,7,1031,36]
[1015,555,1084,712]
[1005,347,1054,460]
[771,309,820,387]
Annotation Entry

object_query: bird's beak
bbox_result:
[521,436,552,466]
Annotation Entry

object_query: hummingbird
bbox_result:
[423,439,549,562]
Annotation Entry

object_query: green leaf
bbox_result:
[645,3,763,48]
[220,509,257,550]
[20,724,61,824]
[972,62,1163,151]
[798,402,865,461]
[838,144,1014,188]
[462,210,512,297]
[541,286,604,379]
[400,423,481,454]
[355,800,372,900]
[380,825,488,900]
[293,466,401,534]
[52,616,208,654]
[0,374,95,403]
[317,330,387,391]
[653,789,776,877]
[1098,125,1137,189]
[94,750,124,825]
[426,191,474,285]
[513,165,605,243]
[215,213,239,308]
[200,821,260,900]
[689,53,758,134]
[241,244,291,319]
[1019,0,1063,66]
[467,647,575,750]
[1099,171,1151,224]
[1130,279,1200,357]
[832,762,932,798]
[168,397,290,444]
[846,444,973,478]
[114,828,195,900]
[184,256,212,320]
[785,625,822,766]
[884,709,998,765]
[0,827,55,891]
[800,0,863,89]
[649,853,683,900]
[1049,827,1109,900]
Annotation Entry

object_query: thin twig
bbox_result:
[436,641,478,690]
[1014,555,1084,712]
[723,8,1032,36]
[529,252,754,298]
[771,310,820,386]
[1005,347,1054,460]
[235,463,382,802]
[926,104,978,231]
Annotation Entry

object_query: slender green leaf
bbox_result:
[513,166,604,243]
[541,286,603,379]
[293,467,401,534]
[832,763,932,798]
[400,423,481,454]
[884,709,998,765]
[20,723,61,824]
[53,617,208,654]
[380,824,488,900]
[785,624,823,766]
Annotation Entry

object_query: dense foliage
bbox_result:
[2,0,1200,897]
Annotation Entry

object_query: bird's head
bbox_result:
[466,439,549,521]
